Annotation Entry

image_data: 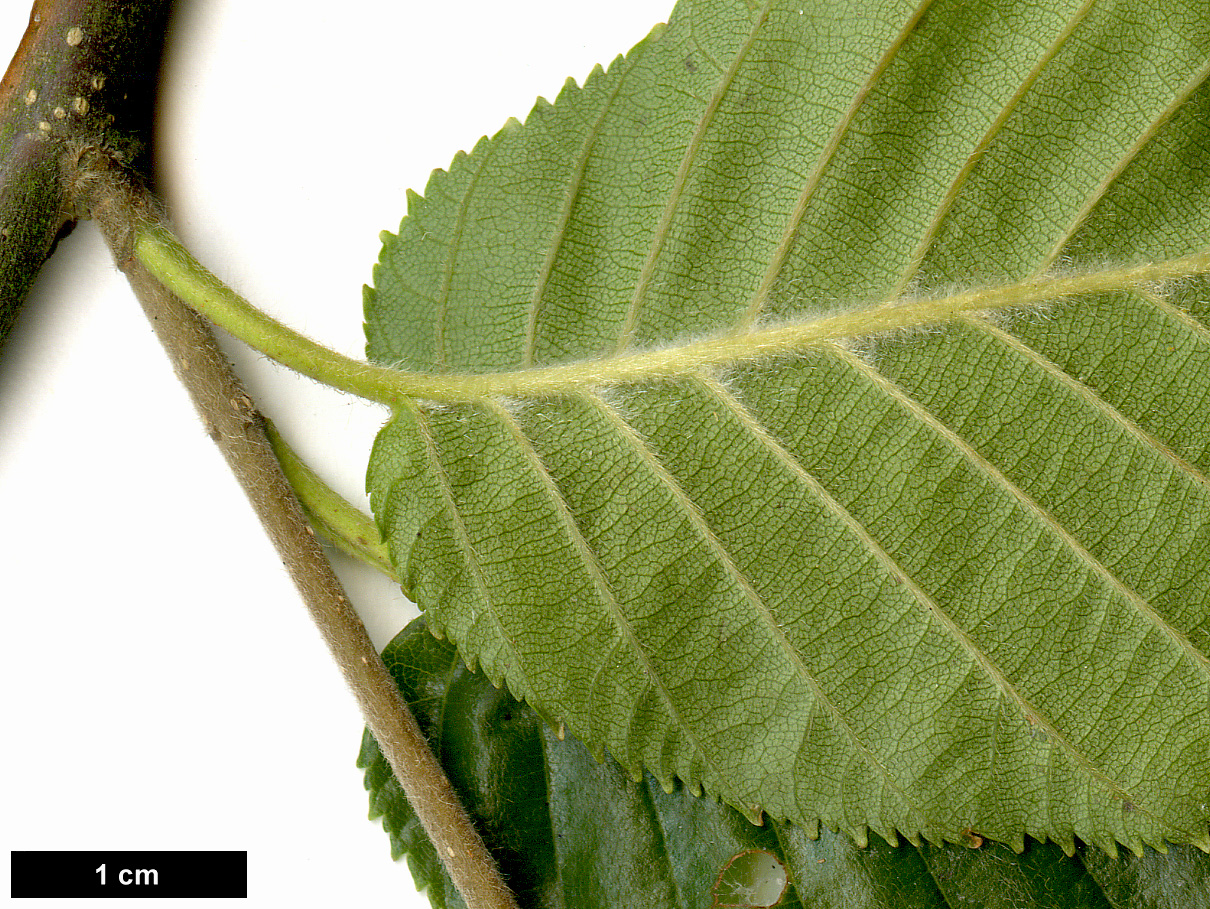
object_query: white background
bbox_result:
[1,1,672,905]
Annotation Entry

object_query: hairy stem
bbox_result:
[133,217,1210,404]
[76,152,519,909]
[263,418,401,586]
[134,222,411,405]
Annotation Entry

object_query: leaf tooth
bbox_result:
[1113,831,1146,858]
[1051,827,1077,857]
[421,150,466,199]
[360,0,1210,842]
[516,695,560,733]
[736,803,764,826]
[547,30,666,117]
[548,75,583,108]
[404,144,481,215]
[868,820,904,850]
[1095,836,1121,860]
[1093,832,1137,861]
[450,640,475,671]
[847,824,871,850]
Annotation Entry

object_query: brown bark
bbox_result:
[2,4,520,905]
[0,0,171,344]
[75,150,521,909]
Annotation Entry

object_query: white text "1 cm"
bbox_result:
[95,863,159,886]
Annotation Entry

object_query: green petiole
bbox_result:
[135,221,1210,405]
[263,419,401,587]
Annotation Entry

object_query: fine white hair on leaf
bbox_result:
[588,382,643,428]
[1143,267,1206,305]
[415,399,459,418]
[697,363,746,406]
[492,393,534,420]
[370,251,1210,407]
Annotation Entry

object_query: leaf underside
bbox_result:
[364,0,1210,852]
[361,619,1210,909]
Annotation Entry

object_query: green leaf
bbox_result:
[360,619,1210,909]
[364,0,1210,851]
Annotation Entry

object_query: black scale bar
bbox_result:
[11,851,247,898]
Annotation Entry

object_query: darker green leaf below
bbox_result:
[358,619,1210,909]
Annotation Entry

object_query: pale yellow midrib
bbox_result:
[388,250,1210,402]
